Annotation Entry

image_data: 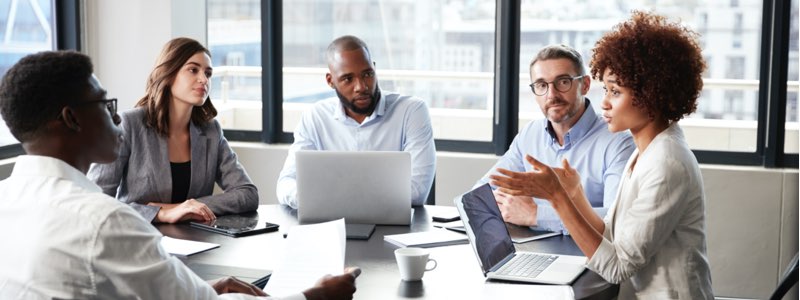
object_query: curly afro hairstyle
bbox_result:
[0,51,93,142]
[590,11,706,123]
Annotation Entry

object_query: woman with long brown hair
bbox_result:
[89,37,258,223]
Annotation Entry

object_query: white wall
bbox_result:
[83,0,206,111]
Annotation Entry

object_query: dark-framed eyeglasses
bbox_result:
[529,75,585,96]
[59,98,118,118]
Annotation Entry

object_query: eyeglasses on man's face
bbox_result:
[58,98,118,119]
[529,75,585,96]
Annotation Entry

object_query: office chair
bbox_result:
[769,252,799,300]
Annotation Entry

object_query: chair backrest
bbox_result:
[769,252,799,300]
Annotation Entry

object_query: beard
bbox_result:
[336,85,381,116]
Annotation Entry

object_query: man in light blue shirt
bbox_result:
[277,35,436,208]
[474,45,633,233]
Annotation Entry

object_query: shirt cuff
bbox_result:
[586,237,615,275]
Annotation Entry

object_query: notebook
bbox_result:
[190,211,279,237]
[296,151,412,225]
[454,184,586,285]
[384,229,469,248]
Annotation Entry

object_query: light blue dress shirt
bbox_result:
[277,92,436,208]
[474,99,634,233]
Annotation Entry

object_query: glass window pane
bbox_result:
[0,0,55,147]
[283,0,495,141]
[786,0,798,154]
[207,0,262,131]
[518,0,762,152]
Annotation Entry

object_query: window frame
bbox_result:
[0,0,81,160]
[225,0,798,167]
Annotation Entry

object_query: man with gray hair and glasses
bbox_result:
[473,44,634,234]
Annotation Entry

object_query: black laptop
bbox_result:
[190,211,279,237]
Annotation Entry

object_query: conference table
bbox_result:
[156,205,618,299]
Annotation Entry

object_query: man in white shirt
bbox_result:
[0,51,359,299]
[276,35,436,208]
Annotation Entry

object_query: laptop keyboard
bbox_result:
[495,253,558,278]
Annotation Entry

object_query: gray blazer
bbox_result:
[87,107,258,222]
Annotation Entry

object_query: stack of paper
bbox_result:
[264,219,346,297]
[384,229,468,248]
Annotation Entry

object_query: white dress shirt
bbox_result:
[277,93,437,208]
[587,124,713,299]
[0,155,303,300]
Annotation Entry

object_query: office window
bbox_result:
[0,0,55,147]
[786,0,799,154]
[281,0,496,141]
[206,0,262,131]
[518,0,762,152]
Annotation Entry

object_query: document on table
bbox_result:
[159,236,219,256]
[264,218,346,297]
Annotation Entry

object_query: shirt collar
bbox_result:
[10,155,102,193]
[544,98,598,146]
[333,92,386,123]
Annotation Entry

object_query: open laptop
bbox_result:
[454,183,586,285]
[296,150,412,225]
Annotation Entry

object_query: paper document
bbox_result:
[384,229,468,248]
[159,236,219,256]
[264,219,346,297]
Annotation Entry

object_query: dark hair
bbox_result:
[530,44,586,76]
[590,11,706,123]
[136,37,216,136]
[0,51,93,142]
[326,35,372,65]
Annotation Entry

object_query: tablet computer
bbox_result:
[190,211,279,237]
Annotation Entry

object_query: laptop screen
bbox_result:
[460,184,516,274]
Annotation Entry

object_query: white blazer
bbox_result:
[587,124,713,299]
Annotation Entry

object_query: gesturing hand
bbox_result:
[489,155,568,204]
[552,158,582,200]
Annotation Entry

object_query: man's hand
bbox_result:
[494,190,538,226]
[303,267,362,300]
[208,276,267,296]
[150,199,216,223]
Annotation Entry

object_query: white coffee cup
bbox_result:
[394,247,437,281]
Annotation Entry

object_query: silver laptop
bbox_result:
[296,150,412,225]
[454,184,586,285]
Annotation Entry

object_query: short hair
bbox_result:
[529,44,586,76]
[326,35,372,65]
[590,11,706,123]
[136,37,216,136]
[0,51,93,142]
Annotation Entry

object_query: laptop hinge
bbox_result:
[487,253,516,274]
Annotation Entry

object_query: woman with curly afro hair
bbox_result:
[490,11,713,298]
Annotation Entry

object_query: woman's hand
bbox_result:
[552,158,583,200]
[151,199,216,223]
[489,155,568,204]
